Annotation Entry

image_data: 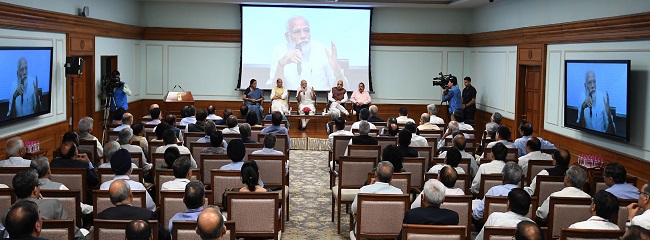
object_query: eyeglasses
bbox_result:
[290,28,310,36]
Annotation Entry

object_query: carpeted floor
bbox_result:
[281,150,351,240]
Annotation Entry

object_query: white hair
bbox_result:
[423,179,446,206]
[6,137,24,156]
[359,120,370,135]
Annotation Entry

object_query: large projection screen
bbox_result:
[240,5,372,92]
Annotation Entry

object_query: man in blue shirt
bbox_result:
[261,111,290,148]
[513,122,556,157]
[168,180,208,233]
[441,76,462,115]
[472,162,523,221]
[108,71,132,112]
[604,163,640,199]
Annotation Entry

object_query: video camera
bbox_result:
[432,72,457,89]
[99,71,123,99]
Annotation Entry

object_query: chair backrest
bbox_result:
[356,193,410,239]
[183,132,205,149]
[425,137,438,157]
[425,173,470,194]
[0,188,16,215]
[403,157,426,191]
[243,143,264,162]
[155,169,200,202]
[479,174,504,199]
[526,160,555,185]
[559,228,625,240]
[484,147,518,161]
[227,192,279,238]
[483,227,516,240]
[338,156,377,189]
[367,172,411,194]
[40,219,75,240]
[615,198,644,229]
[591,174,638,196]
[148,141,165,160]
[210,170,242,207]
[412,146,433,170]
[40,190,82,228]
[160,190,213,229]
[108,131,119,142]
[247,154,286,188]
[152,152,190,169]
[433,157,471,174]
[128,152,144,168]
[375,136,397,157]
[93,190,147,218]
[94,219,158,240]
[460,129,476,139]
[445,137,476,148]
[251,130,262,143]
[548,196,593,238]
[144,129,156,142]
[97,168,143,183]
[483,196,537,223]
[50,168,87,202]
[201,154,231,185]
[0,167,28,188]
[417,129,443,139]
[347,144,381,163]
[172,220,236,240]
[401,224,466,240]
[332,135,354,162]
[223,133,242,145]
[189,141,212,166]
[78,139,98,162]
[534,175,566,205]
[440,195,473,240]
[352,128,380,137]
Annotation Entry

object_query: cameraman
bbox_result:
[462,76,477,123]
[108,71,132,112]
[441,77,462,117]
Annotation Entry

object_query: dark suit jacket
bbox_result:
[368,116,384,123]
[400,146,420,158]
[351,135,378,145]
[187,121,205,132]
[50,157,99,188]
[397,206,460,240]
[97,205,170,240]
[242,137,257,144]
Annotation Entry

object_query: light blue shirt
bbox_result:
[442,85,462,113]
[513,135,557,157]
[180,116,196,126]
[606,183,640,199]
[260,125,291,149]
[168,207,203,233]
[472,184,518,220]
[113,124,130,132]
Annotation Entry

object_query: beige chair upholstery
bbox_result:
[50,168,87,202]
[97,168,143,183]
[526,160,554,184]
[257,134,289,157]
[248,154,288,226]
[160,190,213,229]
[560,228,625,240]
[94,219,158,240]
[40,190,82,228]
[148,141,165,161]
[615,198,644,229]
[40,219,75,240]
[483,227,516,240]
[403,157,426,192]
[412,146,433,170]
[329,135,354,188]
[351,193,410,239]
[367,172,411,194]
[376,136,397,159]
[189,141,212,167]
[417,129,443,139]
[243,143,263,161]
[331,156,376,234]
[347,144,381,164]
[479,174,504,199]
[548,196,593,239]
[533,175,566,208]
[183,132,205,150]
[401,224,466,240]
[93,190,146,218]
[151,153,190,170]
[78,139,99,163]
[210,170,242,207]
[227,192,280,239]
[0,167,27,188]
[440,195,473,240]
[129,152,144,168]
[201,154,230,185]
[222,134,241,146]
[0,189,15,215]
[172,220,236,240]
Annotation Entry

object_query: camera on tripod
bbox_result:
[99,71,122,101]
[432,72,457,89]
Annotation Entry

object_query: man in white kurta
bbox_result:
[536,166,591,220]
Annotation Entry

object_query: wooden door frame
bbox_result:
[514,44,547,139]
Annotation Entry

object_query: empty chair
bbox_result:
[329,135,354,188]
[400,224,466,240]
[201,154,230,185]
[227,192,280,239]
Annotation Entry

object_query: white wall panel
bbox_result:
[145,44,164,96]
[470,46,517,119]
[95,37,142,111]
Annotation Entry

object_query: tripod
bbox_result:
[100,95,116,145]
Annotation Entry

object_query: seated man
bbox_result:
[568,190,620,230]
[351,108,377,130]
[417,113,440,131]
[161,156,193,191]
[426,104,445,124]
[476,188,534,240]
[99,141,138,169]
[328,79,350,116]
[438,134,478,178]
[206,105,223,122]
[31,156,93,215]
[404,122,428,147]
[146,106,162,125]
[180,105,197,125]
[261,111,290,147]
[536,166,590,220]
[514,122,556,158]
[78,116,104,159]
[345,121,378,156]
[131,122,149,157]
[113,112,133,132]
[486,126,516,148]
[51,139,99,189]
[397,130,420,158]
[411,166,465,209]
[626,181,650,229]
[270,78,289,114]
[201,131,227,155]
[221,115,240,134]
[351,161,403,214]
[296,79,316,130]
[471,142,509,195]
[428,147,465,174]
[525,148,571,195]
[168,180,206,232]
[239,123,257,143]
[451,109,474,130]
[155,129,197,168]
[237,104,248,120]
[186,109,208,133]
[397,179,459,240]
[196,207,227,240]
[0,137,31,167]
[252,133,283,155]
[164,114,183,140]
[197,120,217,143]
[367,105,384,122]
[472,162,523,221]
[350,82,371,121]
[604,162,640,199]
[220,139,246,170]
[118,128,151,170]
[126,220,152,240]
[518,137,552,176]
[436,121,470,151]
[163,147,181,169]
[100,149,157,211]
[396,107,415,124]
[327,117,353,151]
[4,200,44,239]
[515,221,545,240]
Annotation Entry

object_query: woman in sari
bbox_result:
[243,79,264,125]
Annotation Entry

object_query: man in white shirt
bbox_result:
[145,107,162,125]
[350,108,377,130]
[0,137,31,167]
[486,126,516,149]
[438,135,478,178]
[99,149,156,211]
[179,105,197,126]
[161,156,192,191]
[328,117,353,151]
[77,117,104,159]
[568,190,620,230]
[471,142,509,195]
[472,162,523,221]
[395,107,415,124]
[426,104,445,125]
[412,165,465,209]
[117,128,151,170]
[221,115,240,134]
[536,166,591,220]
[428,147,466,175]
[476,188,534,240]
[518,137,552,176]
[297,79,316,130]
[98,141,137,169]
[205,105,223,122]
[113,112,133,132]
[351,161,403,214]
[155,129,198,168]
[451,109,474,130]
[525,148,570,195]
[627,181,650,230]
[417,113,440,131]
[404,122,428,147]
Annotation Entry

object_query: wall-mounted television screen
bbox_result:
[564,60,630,142]
[0,47,53,127]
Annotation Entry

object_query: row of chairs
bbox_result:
[399,224,623,240]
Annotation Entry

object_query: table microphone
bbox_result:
[295,44,302,75]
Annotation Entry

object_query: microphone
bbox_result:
[178,85,185,91]
[171,85,178,91]
[295,44,302,75]
[589,91,593,117]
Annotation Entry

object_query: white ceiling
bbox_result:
[140,0,501,8]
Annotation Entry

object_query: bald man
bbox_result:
[96,180,155,220]
[113,112,133,132]
[0,137,30,167]
[196,207,227,240]
[126,220,152,240]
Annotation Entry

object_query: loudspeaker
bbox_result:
[65,57,83,75]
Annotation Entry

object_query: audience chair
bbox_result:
[547,196,593,239]
[107,131,119,142]
[401,224,467,240]
[559,228,624,240]
[366,172,412,195]
[40,190,82,228]
[128,152,144,168]
[483,147,518,162]
[227,192,280,240]
[151,152,190,169]
[614,198,644,229]
[347,144,381,164]
[440,195,473,240]
[93,190,146,218]
[223,133,241,145]
[482,227,516,240]
[262,120,288,128]
[159,190,213,230]
[424,173,470,194]
[375,136,397,159]
[330,135,355,188]
[148,141,165,161]
[248,154,289,225]
[541,149,556,155]
[351,128,380,137]
[183,132,205,149]
[210,170,242,209]
[98,168,143,183]
[40,219,75,240]
[416,129,444,139]
[478,174,505,199]
[78,139,99,163]
[0,167,28,188]
[590,173,638,196]
[257,133,289,157]
[144,129,156,142]
[0,188,16,214]
[50,168,87,203]
[172,220,236,240]
[331,156,377,234]
[403,157,426,192]
[445,137,476,148]
[155,168,200,202]
[412,146,433,171]
[525,160,555,185]
[189,141,211,166]
[94,219,158,240]
[533,175,566,210]
[425,137,438,157]
[243,143,264,162]
[350,193,410,240]
[483,195,537,223]
[201,154,231,185]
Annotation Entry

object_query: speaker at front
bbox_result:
[65,57,84,75]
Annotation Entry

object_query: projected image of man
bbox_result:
[269,16,348,90]
[577,70,615,134]
[8,57,42,118]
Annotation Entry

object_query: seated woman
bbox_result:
[380,117,400,136]
[239,160,267,192]
[270,78,289,114]
[243,79,264,125]
[371,144,406,173]
[246,113,262,128]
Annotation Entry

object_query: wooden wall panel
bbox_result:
[0,121,68,160]
[142,28,240,43]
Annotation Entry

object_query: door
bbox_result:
[522,66,542,136]
[66,56,94,132]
